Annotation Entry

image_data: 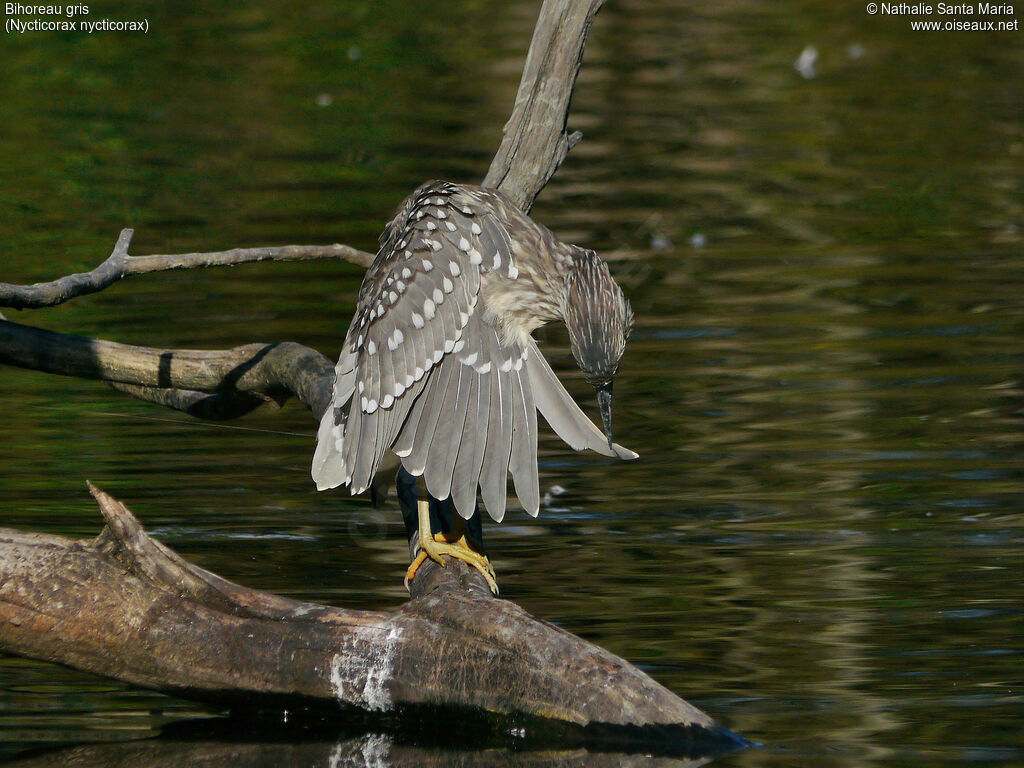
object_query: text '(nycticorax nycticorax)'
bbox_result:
[312,181,637,592]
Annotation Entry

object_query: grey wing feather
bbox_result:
[509,354,540,516]
[313,181,487,494]
[374,376,427,489]
[352,408,380,494]
[392,367,429,459]
[312,351,357,490]
[344,338,377,485]
[424,359,473,501]
[401,281,435,379]
[450,322,492,518]
[466,356,491,511]
[402,350,456,475]
[351,341,389,493]
[370,343,397,472]
[340,392,363,486]
[523,337,639,460]
[479,328,514,521]
[312,412,345,491]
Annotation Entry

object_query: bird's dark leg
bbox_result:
[398,467,497,594]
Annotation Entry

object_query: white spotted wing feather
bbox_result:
[313,181,634,522]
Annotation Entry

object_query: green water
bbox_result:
[1,1,1022,765]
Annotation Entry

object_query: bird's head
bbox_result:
[563,248,635,449]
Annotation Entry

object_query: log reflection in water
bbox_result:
[6,715,728,768]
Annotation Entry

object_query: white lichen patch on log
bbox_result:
[329,623,403,711]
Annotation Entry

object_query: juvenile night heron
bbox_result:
[312,181,637,592]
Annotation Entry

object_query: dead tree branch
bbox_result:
[0,318,336,419]
[0,229,374,311]
[0,484,738,745]
[483,0,603,211]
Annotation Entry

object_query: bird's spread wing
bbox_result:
[313,180,635,521]
[313,181,529,518]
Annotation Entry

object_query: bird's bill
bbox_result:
[596,382,614,449]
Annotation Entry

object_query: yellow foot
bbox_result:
[404,500,498,595]
[404,534,498,594]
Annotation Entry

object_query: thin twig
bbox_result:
[0,230,374,310]
[128,243,374,273]
[0,229,133,310]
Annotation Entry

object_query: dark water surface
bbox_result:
[1,1,1022,765]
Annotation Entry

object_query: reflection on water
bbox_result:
[8,733,714,768]
[5,715,731,768]
[1,0,1022,766]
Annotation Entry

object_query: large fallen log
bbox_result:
[0,484,741,754]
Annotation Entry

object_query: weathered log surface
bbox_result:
[0,318,336,421]
[483,0,602,211]
[0,484,739,748]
